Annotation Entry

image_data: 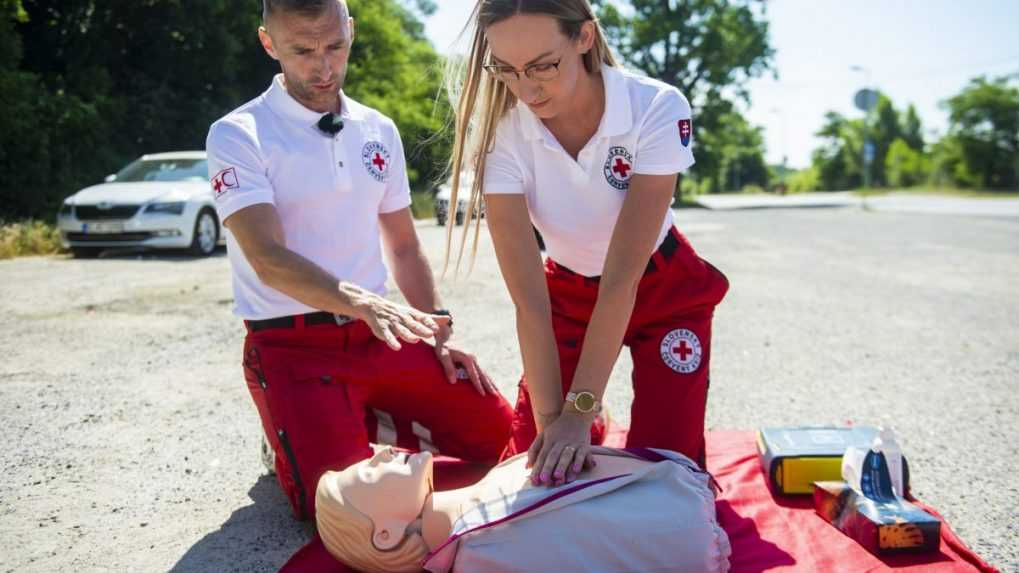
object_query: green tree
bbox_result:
[885,138,929,188]
[901,104,924,151]
[812,111,862,190]
[2,0,451,220]
[868,95,903,186]
[592,0,774,193]
[942,76,1019,190]
[346,0,452,189]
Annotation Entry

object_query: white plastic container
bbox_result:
[841,427,906,499]
[874,427,905,497]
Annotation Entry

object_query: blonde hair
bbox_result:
[444,0,617,273]
[316,471,429,573]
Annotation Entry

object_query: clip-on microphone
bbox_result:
[317,113,344,136]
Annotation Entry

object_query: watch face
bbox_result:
[575,392,596,412]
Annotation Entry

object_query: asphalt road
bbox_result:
[1,206,1016,571]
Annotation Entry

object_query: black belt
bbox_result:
[245,311,355,333]
[555,227,681,281]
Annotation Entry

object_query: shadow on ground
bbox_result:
[170,475,311,573]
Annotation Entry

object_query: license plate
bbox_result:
[82,222,124,234]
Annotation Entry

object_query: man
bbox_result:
[206,0,513,521]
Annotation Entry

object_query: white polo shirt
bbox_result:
[484,64,696,277]
[206,74,412,320]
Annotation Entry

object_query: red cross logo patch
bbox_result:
[603,146,634,190]
[361,141,391,183]
[659,328,702,374]
[211,167,239,199]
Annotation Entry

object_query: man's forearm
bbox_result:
[254,244,378,318]
[389,247,441,313]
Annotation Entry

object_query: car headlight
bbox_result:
[59,202,73,217]
[144,202,186,215]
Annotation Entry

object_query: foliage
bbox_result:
[593,0,774,193]
[786,166,820,193]
[809,76,1017,192]
[941,76,1019,190]
[0,220,64,259]
[0,0,451,221]
[885,138,930,188]
[410,191,436,220]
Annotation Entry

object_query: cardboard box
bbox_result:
[814,481,940,555]
[757,426,909,495]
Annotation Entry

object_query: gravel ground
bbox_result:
[1,207,1016,572]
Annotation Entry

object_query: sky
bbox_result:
[422,0,1019,169]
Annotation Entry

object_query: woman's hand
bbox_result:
[527,411,595,487]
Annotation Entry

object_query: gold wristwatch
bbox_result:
[564,391,602,414]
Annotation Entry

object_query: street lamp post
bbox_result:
[850,65,876,191]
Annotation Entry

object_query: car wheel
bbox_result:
[189,208,219,257]
[70,247,102,259]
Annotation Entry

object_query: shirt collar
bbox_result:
[265,73,364,127]
[518,63,632,143]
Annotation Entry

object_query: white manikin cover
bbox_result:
[422,449,731,573]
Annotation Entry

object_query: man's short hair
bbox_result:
[263,0,335,22]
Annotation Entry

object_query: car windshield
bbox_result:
[114,158,208,183]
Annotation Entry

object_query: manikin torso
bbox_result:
[419,450,651,551]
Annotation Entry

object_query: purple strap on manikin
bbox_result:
[421,474,631,567]
[623,447,723,494]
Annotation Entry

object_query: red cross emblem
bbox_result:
[672,340,694,361]
[660,328,702,374]
[211,167,239,199]
[362,141,392,182]
[613,157,632,179]
[603,146,634,190]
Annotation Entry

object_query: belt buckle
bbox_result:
[333,314,354,326]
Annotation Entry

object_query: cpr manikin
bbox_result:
[316,447,731,572]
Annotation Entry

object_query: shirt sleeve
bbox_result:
[482,120,525,195]
[205,119,275,222]
[379,120,413,214]
[633,87,696,176]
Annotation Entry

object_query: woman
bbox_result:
[316,446,730,572]
[445,0,729,488]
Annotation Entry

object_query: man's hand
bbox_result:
[433,324,498,397]
[349,291,443,351]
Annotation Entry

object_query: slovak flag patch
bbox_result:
[678,119,692,147]
[211,167,239,199]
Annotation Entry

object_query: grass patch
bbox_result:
[410,191,436,220]
[0,220,65,260]
[853,187,1019,199]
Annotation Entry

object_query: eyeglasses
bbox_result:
[483,56,563,83]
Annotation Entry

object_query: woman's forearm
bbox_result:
[515,304,565,428]
[566,279,640,405]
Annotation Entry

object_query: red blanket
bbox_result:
[280,430,999,572]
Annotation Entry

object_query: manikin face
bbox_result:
[258,1,354,113]
[484,13,596,120]
[333,448,434,550]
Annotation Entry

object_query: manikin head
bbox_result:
[258,0,355,113]
[316,448,434,573]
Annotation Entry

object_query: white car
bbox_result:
[434,175,482,226]
[57,151,223,258]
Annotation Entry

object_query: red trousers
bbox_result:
[241,319,514,521]
[503,227,729,467]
